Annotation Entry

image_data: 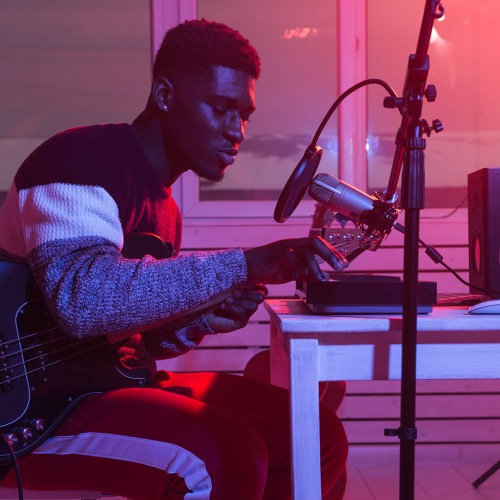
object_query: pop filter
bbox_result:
[273,145,322,223]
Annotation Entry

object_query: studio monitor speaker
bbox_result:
[468,167,500,298]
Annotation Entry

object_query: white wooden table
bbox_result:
[265,299,500,499]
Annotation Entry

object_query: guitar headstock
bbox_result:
[316,226,365,261]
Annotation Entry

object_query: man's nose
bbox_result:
[224,114,245,144]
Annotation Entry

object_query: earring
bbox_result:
[162,104,168,112]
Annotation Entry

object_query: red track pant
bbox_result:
[3,371,348,499]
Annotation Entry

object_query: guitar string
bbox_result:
[0,292,223,354]
[0,288,237,390]
[0,247,360,386]
[314,240,360,268]
[0,240,361,390]
[0,237,359,357]
[0,288,237,387]
[0,333,100,376]
[0,325,61,350]
[0,231,359,350]
[0,285,236,358]
[0,326,83,371]
[0,336,109,387]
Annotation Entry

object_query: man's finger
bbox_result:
[300,250,326,281]
[311,237,349,271]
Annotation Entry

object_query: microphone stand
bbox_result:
[382,2,444,499]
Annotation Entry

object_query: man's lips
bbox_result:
[217,148,238,166]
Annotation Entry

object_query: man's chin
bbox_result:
[196,170,225,183]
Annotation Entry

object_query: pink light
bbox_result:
[283,27,319,40]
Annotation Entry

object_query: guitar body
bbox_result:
[0,260,149,464]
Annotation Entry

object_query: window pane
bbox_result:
[367,0,500,208]
[197,0,338,201]
[0,0,151,189]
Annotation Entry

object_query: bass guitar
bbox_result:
[0,232,175,465]
[0,227,365,464]
[0,259,150,464]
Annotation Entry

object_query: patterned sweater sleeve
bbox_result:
[16,183,247,340]
[28,234,246,340]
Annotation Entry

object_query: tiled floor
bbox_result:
[344,444,500,499]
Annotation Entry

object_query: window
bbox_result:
[174,0,498,217]
[367,0,500,209]
[0,0,151,190]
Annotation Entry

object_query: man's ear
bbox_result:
[152,76,175,113]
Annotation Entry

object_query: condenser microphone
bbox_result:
[308,173,377,222]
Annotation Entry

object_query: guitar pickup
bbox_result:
[0,331,13,393]
[31,346,48,381]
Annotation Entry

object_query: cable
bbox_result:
[393,222,500,296]
[421,195,468,220]
[310,78,398,148]
[0,433,23,500]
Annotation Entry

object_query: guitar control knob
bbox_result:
[30,419,45,431]
[17,427,33,440]
[5,433,18,446]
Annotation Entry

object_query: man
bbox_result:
[0,19,348,499]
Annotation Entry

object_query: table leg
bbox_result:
[270,322,290,388]
[289,338,322,499]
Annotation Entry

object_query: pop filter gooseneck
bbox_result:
[273,79,398,224]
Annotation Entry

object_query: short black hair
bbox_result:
[153,19,261,80]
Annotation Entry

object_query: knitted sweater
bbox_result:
[0,124,248,377]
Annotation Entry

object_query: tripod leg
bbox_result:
[472,460,500,488]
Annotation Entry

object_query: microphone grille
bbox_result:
[308,173,340,203]
[314,173,341,187]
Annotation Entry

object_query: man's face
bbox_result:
[164,65,256,182]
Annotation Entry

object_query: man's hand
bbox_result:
[243,236,349,284]
[205,284,268,334]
